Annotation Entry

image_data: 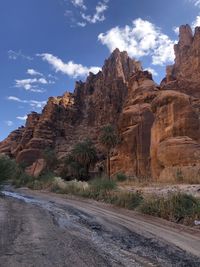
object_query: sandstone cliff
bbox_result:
[0,48,142,172]
[152,25,200,180]
[111,71,159,177]
[1,25,200,181]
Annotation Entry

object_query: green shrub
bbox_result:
[0,155,17,183]
[116,172,127,182]
[27,172,55,190]
[12,172,35,188]
[90,178,116,193]
[107,191,143,209]
[139,192,200,225]
[38,172,55,181]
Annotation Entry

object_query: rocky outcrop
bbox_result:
[161,25,200,98]
[25,159,46,177]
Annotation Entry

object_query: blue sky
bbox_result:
[0,0,200,140]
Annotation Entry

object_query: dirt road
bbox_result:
[0,188,200,267]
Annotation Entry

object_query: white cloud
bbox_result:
[48,74,58,80]
[65,0,109,27]
[16,115,28,121]
[144,67,158,76]
[71,0,86,10]
[15,78,48,92]
[7,96,22,102]
[8,50,33,61]
[27,69,43,77]
[81,1,108,24]
[7,96,46,109]
[192,15,200,29]
[189,0,200,7]
[77,22,86,27]
[38,53,101,78]
[5,120,14,127]
[173,26,179,35]
[98,18,176,66]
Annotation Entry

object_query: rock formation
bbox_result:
[161,24,200,98]
[152,25,200,180]
[0,48,142,173]
[1,25,200,181]
[111,71,159,177]
[150,90,200,180]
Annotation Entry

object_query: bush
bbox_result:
[116,172,127,182]
[12,172,35,188]
[27,172,55,190]
[0,155,17,183]
[107,191,143,209]
[90,178,116,193]
[139,192,200,225]
[51,178,89,194]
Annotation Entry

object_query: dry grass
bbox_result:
[139,192,200,225]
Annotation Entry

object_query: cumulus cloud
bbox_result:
[173,26,179,35]
[7,96,46,109]
[144,67,158,76]
[5,120,14,127]
[16,115,28,121]
[8,50,33,61]
[98,18,176,66]
[81,1,108,24]
[27,69,43,77]
[71,0,86,10]
[192,15,200,29]
[38,53,101,78]
[15,78,48,92]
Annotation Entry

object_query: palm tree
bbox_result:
[99,125,118,179]
[71,138,97,179]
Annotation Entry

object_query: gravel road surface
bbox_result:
[0,188,200,267]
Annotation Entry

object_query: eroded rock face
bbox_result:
[151,25,200,180]
[25,159,46,177]
[111,71,158,177]
[161,25,200,98]
[151,90,200,180]
[0,49,140,172]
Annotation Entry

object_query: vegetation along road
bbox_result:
[0,187,200,267]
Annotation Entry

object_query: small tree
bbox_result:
[99,124,118,180]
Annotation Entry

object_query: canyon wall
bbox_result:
[1,25,200,180]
